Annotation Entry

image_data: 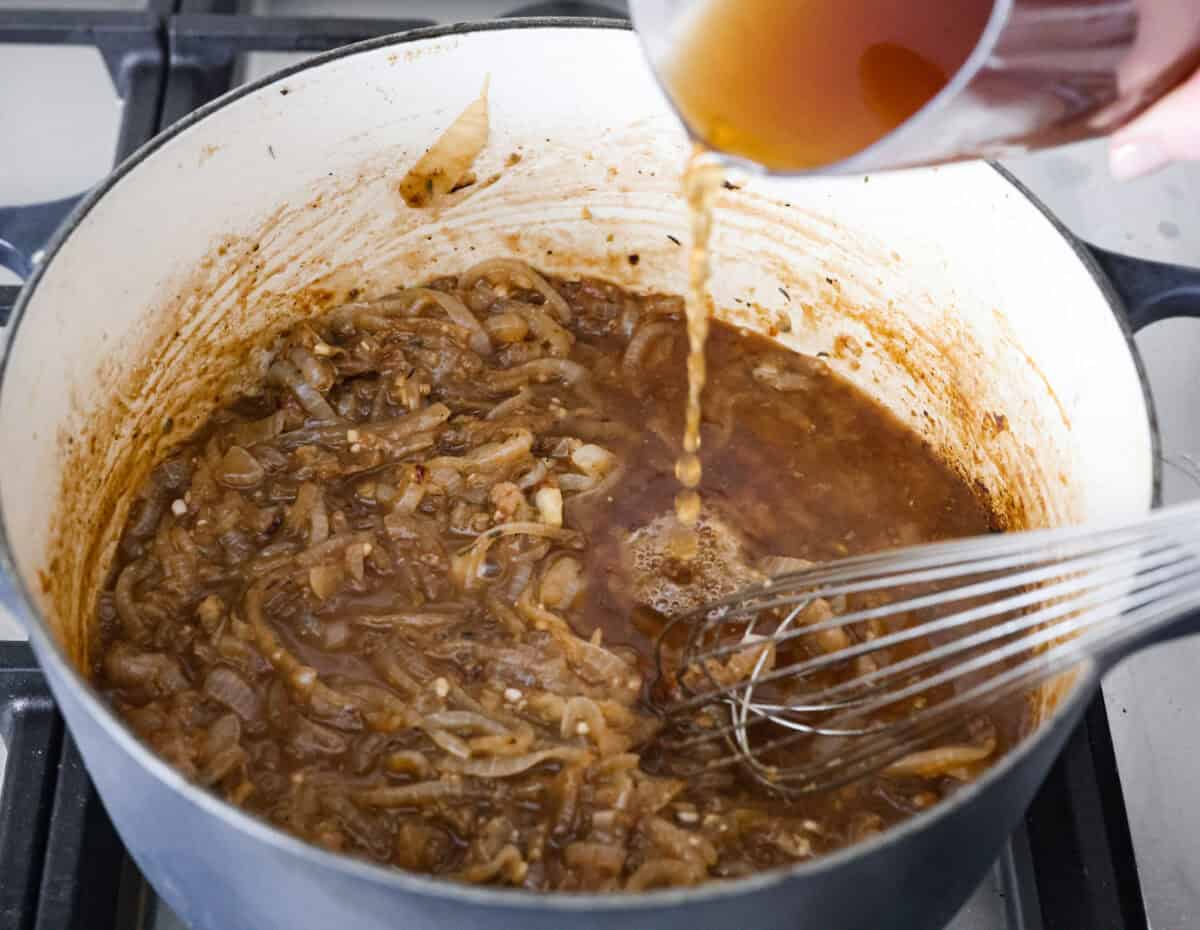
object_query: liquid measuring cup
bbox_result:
[629,0,1200,175]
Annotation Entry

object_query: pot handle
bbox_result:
[0,195,83,286]
[0,195,82,329]
[1085,243,1200,331]
[1085,242,1200,654]
[0,287,16,330]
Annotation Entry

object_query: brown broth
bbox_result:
[662,0,993,171]
[578,322,998,660]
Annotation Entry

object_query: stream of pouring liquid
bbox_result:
[670,148,723,554]
[665,0,992,552]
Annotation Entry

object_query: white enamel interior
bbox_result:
[0,26,1153,688]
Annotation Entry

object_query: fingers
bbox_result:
[1110,68,1200,180]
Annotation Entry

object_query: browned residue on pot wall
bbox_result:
[46,203,371,668]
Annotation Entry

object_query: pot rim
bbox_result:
[0,17,1156,913]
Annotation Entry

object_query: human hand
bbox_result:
[1109,68,1200,180]
[1109,0,1200,180]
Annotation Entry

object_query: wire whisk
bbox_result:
[651,501,1200,796]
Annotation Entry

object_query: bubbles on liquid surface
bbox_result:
[626,510,763,619]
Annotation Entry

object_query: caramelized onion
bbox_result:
[626,859,707,891]
[460,258,572,324]
[452,746,588,778]
[398,78,489,208]
[203,666,261,721]
[885,728,997,779]
[354,780,472,807]
[289,346,335,393]
[456,845,526,884]
[423,711,510,735]
[565,842,627,875]
[216,446,265,490]
[486,358,591,394]
[509,303,574,357]
[398,288,491,356]
[540,556,583,609]
[484,311,529,345]
[269,359,338,421]
[622,321,676,384]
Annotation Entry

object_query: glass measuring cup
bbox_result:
[629,0,1200,176]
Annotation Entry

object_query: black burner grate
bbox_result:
[0,4,1147,929]
[0,642,127,930]
[0,6,166,281]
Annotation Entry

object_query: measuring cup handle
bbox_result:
[1085,244,1200,332]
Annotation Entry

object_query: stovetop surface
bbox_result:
[2,2,1197,928]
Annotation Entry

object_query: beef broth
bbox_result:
[94,261,1019,891]
[659,0,993,172]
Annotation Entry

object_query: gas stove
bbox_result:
[1,3,1196,928]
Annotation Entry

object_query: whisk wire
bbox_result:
[666,536,1193,719]
[660,560,1180,758]
[780,543,1200,711]
[692,534,1185,669]
[778,578,1200,791]
[654,502,1200,795]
